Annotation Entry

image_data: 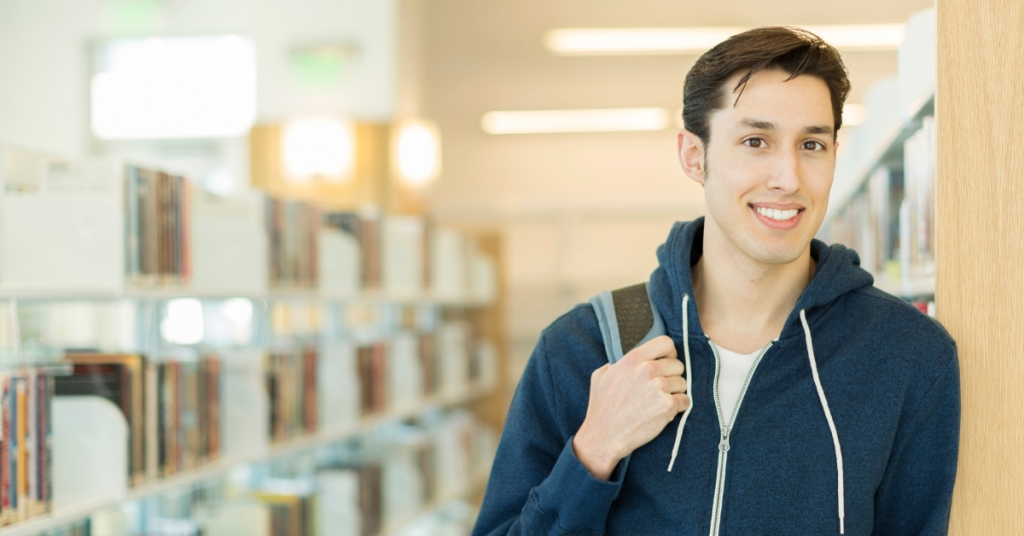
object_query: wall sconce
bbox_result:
[281,118,356,182]
[392,120,441,186]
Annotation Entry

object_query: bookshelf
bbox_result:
[0,144,504,535]
[821,8,937,304]
[0,381,494,536]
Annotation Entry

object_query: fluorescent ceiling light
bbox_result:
[394,120,442,185]
[91,35,257,139]
[545,24,906,56]
[282,119,356,182]
[481,108,669,134]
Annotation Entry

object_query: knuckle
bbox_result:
[664,395,678,413]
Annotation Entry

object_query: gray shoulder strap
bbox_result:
[589,282,667,365]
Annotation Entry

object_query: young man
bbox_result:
[472,27,960,536]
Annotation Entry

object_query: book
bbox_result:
[266,198,320,289]
[124,165,192,284]
[0,370,55,526]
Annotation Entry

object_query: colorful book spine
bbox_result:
[16,377,26,522]
[0,374,8,525]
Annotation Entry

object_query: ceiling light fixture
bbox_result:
[545,24,906,56]
[282,118,356,182]
[481,107,670,135]
[393,120,442,185]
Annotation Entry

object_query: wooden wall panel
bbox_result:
[937,1,1024,533]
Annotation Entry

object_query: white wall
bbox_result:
[0,0,398,156]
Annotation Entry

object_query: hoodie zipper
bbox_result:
[707,338,774,536]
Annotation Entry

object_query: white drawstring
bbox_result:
[667,294,694,472]
[800,309,846,534]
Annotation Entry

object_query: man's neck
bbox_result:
[691,222,816,354]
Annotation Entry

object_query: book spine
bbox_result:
[185,362,197,469]
[0,374,7,526]
[145,362,158,482]
[207,356,220,460]
[171,175,181,281]
[182,178,192,282]
[120,361,138,485]
[125,165,139,278]
[25,371,36,517]
[16,377,26,522]
[158,363,168,477]
[145,169,160,281]
[37,373,49,513]
[160,171,171,280]
[303,346,317,434]
[171,362,181,474]
[175,362,184,472]
[139,170,150,280]
[197,358,207,464]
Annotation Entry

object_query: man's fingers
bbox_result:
[623,335,677,363]
[653,357,684,378]
[673,393,691,413]
[660,376,688,394]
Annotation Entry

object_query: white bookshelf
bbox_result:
[824,8,937,302]
[826,90,934,227]
[0,380,495,536]
[0,144,502,534]
[874,275,935,299]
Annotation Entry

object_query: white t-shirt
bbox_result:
[715,344,763,428]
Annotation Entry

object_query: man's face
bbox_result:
[682,69,837,267]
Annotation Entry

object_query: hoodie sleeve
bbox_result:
[871,347,961,536]
[471,330,625,536]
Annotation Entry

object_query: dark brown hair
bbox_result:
[682,26,851,145]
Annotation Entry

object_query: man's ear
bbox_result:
[678,129,706,185]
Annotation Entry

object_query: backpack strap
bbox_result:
[587,282,668,478]
[589,282,667,364]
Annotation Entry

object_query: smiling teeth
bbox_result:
[756,207,799,221]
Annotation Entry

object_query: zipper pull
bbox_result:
[719,426,730,452]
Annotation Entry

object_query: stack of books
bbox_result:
[0,369,55,526]
[266,198,320,289]
[125,165,192,285]
[53,353,222,484]
[265,346,318,442]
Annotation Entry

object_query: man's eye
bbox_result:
[744,138,765,148]
[803,140,825,151]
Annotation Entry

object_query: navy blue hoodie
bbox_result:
[473,218,959,536]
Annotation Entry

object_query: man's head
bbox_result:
[677,27,851,267]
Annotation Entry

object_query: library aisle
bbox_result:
[0,0,1021,534]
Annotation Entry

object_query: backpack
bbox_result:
[589,282,667,365]
[588,282,669,475]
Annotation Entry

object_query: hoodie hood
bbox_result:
[648,217,875,343]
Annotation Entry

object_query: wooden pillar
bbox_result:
[937,0,1024,532]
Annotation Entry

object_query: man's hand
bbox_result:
[573,335,689,480]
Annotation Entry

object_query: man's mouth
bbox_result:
[753,206,801,222]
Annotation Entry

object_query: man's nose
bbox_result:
[766,147,801,193]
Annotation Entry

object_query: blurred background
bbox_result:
[0,0,937,534]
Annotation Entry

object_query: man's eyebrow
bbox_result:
[737,119,834,136]
[803,124,834,135]
[738,119,775,130]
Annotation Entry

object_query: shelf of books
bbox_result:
[820,7,937,314]
[0,142,503,535]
